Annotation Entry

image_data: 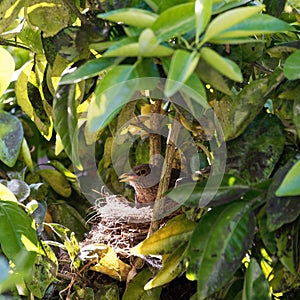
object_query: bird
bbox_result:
[118,164,181,206]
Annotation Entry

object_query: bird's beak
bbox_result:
[118,172,138,183]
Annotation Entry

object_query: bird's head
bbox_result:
[118,164,161,190]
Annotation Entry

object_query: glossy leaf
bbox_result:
[186,202,255,300]
[123,269,162,300]
[97,8,158,28]
[0,183,18,203]
[59,57,118,84]
[144,243,187,289]
[0,48,15,97]
[200,47,243,82]
[242,258,271,300]
[203,6,263,42]
[53,82,81,169]
[212,0,251,14]
[216,14,292,39]
[195,0,212,38]
[165,50,200,97]
[169,174,249,207]
[131,214,196,255]
[0,111,23,167]
[283,50,300,80]
[276,160,300,196]
[151,3,195,42]
[21,138,33,172]
[0,200,38,271]
[267,161,300,231]
[87,65,137,133]
[1,179,30,202]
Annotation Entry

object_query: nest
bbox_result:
[81,194,154,258]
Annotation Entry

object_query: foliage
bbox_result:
[0,0,300,299]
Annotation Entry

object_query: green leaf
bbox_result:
[0,183,18,203]
[225,113,285,183]
[169,174,249,207]
[1,179,30,203]
[39,169,72,198]
[53,82,81,169]
[123,269,162,300]
[0,200,38,271]
[200,47,243,82]
[216,14,293,39]
[0,48,15,97]
[21,138,33,172]
[0,111,23,167]
[274,219,299,275]
[97,8,158,28]
[267,161,300,231]
[283,50,300,80]
[186,201,255,300]
[151,3,195,42]
[26,0,71,37]
[131,214,196,255]
[0,0,25,34]
[15,60,53,140]
[203,5,263,42]
[212,0,251,14]
[242,258,271,300]
[59,58,119,84]
[195,0,212,39]
[276,160,300,196]
[165,50,200,96]
[214,79,268,141]
[87,65,137,133]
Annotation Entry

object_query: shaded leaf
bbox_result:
[186,201,255,300]
[0,179,30,202]
[0,111,23,167]
[267,160,300,231]
[0,183,18,203]
[226,113,285,183]
[243,258,271,300]
[274,218,300,275]
[123,269,162,300]
[215,79,268,141]
[169,174,249,207]
[39,169,72,197]
[283,50,300,80]
[53,82,81,169]
[264,0,286,17]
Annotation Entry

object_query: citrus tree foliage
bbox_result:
[0,0,300,299]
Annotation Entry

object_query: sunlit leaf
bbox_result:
[200,47,243,82]
[98,8,158,28]
[0,48,15,97]
[0,183,18,203]
[151,2,195,42]
[203,5,263,42]
[165,50,200,96]
[195,0,212,39]
[87,65,137,133]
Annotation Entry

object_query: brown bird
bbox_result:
[119,164,181,206]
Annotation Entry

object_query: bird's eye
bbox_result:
[138,169,147,176]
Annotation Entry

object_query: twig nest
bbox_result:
[82,194,153,258]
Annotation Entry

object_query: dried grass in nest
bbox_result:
[82,194,154,258]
